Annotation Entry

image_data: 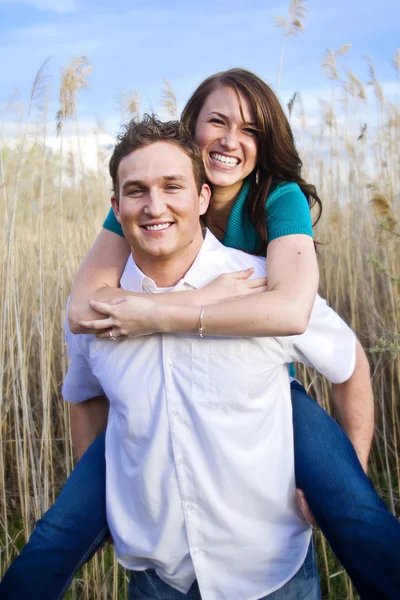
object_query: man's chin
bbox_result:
[130,240,177,260]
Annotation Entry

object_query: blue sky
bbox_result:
[0,0,399,135]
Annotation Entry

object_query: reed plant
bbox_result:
[0,44,399,600]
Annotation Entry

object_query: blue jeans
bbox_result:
[128,541,321,600]
[1,383,400,600]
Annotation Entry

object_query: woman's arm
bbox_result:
[69,229,267,334]
[161,233,318,337]
[80,233,318,338]
[68,229,131,332]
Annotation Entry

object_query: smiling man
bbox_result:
[61,115,359,600]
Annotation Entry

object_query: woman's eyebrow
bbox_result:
[207,111,228,120]
[207,111,256,126]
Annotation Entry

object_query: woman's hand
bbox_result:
[78,296,161,339]
[201,268,267,305]
[76,268,267,340]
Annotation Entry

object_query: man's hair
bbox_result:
[109,114,206,201]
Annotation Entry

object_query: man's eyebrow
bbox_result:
[122,179,145,191]
[208,111,257,127]
[121,175,187,191]
[161,174,187,182]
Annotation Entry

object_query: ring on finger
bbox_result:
[109,330,118,342]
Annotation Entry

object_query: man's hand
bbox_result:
[70,395,109,461]
[295,488,316,526]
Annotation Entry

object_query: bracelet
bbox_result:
[198,305,205,338]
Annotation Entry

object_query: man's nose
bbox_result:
[144,191,167,217]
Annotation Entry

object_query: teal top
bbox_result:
[103,178,314,378]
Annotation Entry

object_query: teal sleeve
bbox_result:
[103,207,124,238]
[266,182,314,244]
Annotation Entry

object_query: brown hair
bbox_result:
[109,114,206,202]
[180,68,322,255]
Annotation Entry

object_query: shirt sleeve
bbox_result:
[62,316,104,403]
[286,295,357,384]
[103,207,124,238]
[266,182,314,244]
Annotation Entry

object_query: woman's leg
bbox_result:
[291,381,400,600]
[0,432,108,600]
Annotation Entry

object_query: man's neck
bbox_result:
[132,230,205,288]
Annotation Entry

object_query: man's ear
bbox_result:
[199,183,211,217]
[111,195,121,223]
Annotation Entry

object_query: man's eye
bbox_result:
[166,185,180,191]
[127,189,143,195]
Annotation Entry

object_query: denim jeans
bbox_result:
[128,541,321,600]
[1,383,400,600]
[0,432,109,600]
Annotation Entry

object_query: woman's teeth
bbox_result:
[210,153,240,166]
[144,223,172,231]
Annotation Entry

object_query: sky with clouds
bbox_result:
[0,0,399,137]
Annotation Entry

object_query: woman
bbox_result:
[1,69,399,600]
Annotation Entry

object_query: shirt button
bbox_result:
[185,503,195,511]
[167,359,174,367]
[176,457,186,465]
[191,547,201,555]
[171,409,178,416]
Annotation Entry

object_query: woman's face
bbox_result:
[194,85,258,192]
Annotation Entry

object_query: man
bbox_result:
[61,115,363,600]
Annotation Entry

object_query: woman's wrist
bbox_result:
[157,304,202,335]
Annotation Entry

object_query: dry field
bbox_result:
[0,45,399,600]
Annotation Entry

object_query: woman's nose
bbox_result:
[220,130,239,151]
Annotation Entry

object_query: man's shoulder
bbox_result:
[219,244,266,277]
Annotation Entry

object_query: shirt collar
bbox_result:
[120,229,228,293]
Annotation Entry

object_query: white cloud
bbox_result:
[0,0,79,13]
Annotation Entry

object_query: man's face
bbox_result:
[112,141,210,266]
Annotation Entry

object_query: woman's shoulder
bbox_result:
[267,180,305,206]
[265,179,313,242]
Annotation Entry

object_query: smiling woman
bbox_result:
[194,85,258,201]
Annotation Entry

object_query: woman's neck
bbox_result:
[205,181,243,240]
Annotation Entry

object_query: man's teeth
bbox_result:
[210,153,239,166]
[144,223,172,231]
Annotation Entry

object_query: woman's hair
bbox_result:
[180,68,322,255]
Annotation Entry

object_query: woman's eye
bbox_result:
[209,118,224,125]
[244,127,257,135]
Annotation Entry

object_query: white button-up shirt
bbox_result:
[63,230,356,600]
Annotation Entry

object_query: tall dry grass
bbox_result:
[0,46,399,599]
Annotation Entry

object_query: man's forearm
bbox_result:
[70,395,110,461]
[331,340,374,472]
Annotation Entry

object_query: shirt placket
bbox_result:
[162,334,206,581]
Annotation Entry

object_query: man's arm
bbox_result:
[69,395,109,461]
[331,340,374,473]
